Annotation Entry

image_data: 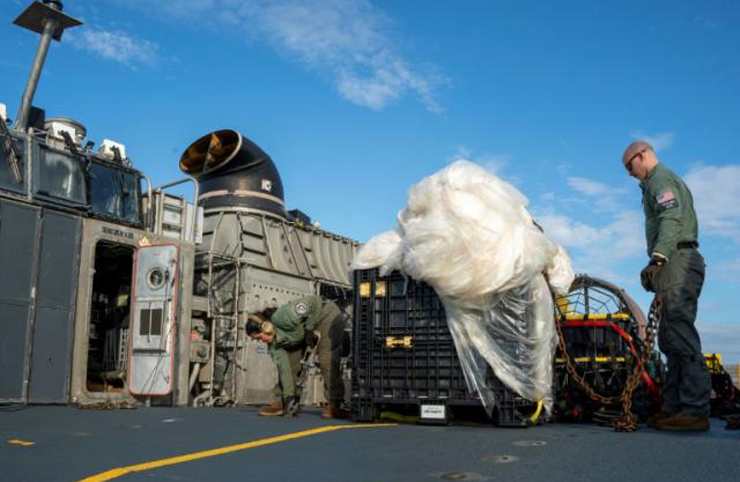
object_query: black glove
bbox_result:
[304,329,318,348]
[640,257,665,292]
[283,396,299,416]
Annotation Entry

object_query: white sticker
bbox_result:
[420,404,446,420]
[261,179,273,192]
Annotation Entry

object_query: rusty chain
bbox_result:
[555,295,662,432]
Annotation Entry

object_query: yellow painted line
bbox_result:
[74,423,396,482]
[7,439,35,446]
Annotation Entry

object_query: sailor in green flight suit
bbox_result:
[246,295,349,419]
[622,140,711,431]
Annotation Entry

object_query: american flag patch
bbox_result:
[657,190,675,204]
[656,190,678,210]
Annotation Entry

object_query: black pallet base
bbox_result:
[352,396,541,428]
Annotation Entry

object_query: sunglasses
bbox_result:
[625,149,647,172]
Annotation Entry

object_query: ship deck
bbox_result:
[1,405,737,482]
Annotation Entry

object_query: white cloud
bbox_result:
[533,170,645,286]
[536,210,644,283]
[536,214,603,250]
[684,164,740,242]
[451,146,472,161]
[629,130,675,152]
[479,155,512,175]
[566,176,610,196]
[154,0,217,16]
[540,210,643,256]
[697,321,740,362]
[564,176,628,213]
[450,147,511,175]
[606,210,645,254]
[118,0,445,111]
[68,27,159,68]
[549,164,740,286]
[707,258,740,283]
[715,258,740,280]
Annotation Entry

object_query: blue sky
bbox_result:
[2,0,739,362]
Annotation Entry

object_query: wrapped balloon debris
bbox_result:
[351,160,574,414]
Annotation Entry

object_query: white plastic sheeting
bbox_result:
[352,160,574,414]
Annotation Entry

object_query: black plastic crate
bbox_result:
[352,268,540,427]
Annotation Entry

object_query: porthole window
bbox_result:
[147,267,165,290]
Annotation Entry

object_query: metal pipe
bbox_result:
[188,362,201,391]
[154,189,163,236]
[140,173,153,229]
[16,18,58,130]
[232,259,241,403]
[189,175,200,242]
[156,177,192,190]
[207,286,216,407]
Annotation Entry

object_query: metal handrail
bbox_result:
[153,176,200,242]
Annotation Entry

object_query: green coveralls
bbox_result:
[268,296,345,404]
[641,163,711,415]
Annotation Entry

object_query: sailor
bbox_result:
[622,140,711,431]
[247,295,349,419]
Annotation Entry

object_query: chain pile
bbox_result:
[555,296,662,432]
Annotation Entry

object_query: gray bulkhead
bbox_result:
[0,199,80,404]
[190,208,357,406]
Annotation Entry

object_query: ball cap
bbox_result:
[622,140,654,165]
[248,314,264,324]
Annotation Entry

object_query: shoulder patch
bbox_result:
[294,302,308,316]
[656,190,678,210]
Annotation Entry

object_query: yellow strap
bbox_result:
[555,357,626,363]
[529,400,543,423]
[561,313,631,321]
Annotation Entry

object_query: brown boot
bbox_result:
[655,412,710,432]
[647,410,676,428]
[258,400,284,417]
[321,403,350,420]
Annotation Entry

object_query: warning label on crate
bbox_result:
[421,404,446,420]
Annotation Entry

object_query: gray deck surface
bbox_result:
[1,405,737,482]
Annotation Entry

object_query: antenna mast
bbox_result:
[13,1,82,130]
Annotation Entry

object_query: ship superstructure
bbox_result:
[0,1,357,409]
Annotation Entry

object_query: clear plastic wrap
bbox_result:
[351,160,575,415]
[545,243,576,297]
[351,229,403,276]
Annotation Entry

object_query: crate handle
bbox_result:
[386,336,413,349]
